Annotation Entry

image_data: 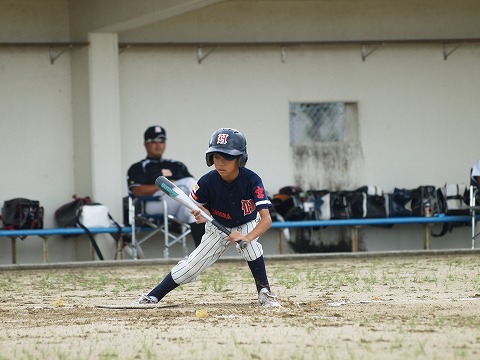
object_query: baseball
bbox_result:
[195,308,208,318]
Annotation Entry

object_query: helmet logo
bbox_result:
[217,133,229,144]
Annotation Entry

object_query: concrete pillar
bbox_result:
[88,33,123,221]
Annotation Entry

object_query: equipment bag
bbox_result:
[346,190,366,218]
[340,186,387,219]
[364,186,387,218]
[76,204,122,261]
[312,191,331,220]
[436,183,469,215]
[313,191,353,220]
[1,198,44,229]
[54,195,93,227]
[432,183,470,238]
[388,188,413,217]
[271,186,305,221]
[330,192,352,219]
[303,189,330,221]
[411,185,438,217]
[77,204,113,228]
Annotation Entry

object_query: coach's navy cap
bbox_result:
[144,126,167,141]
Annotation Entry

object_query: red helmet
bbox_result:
[205,128,248,167]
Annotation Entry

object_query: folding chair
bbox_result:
[128,195,191,259]
[469,176,480,249]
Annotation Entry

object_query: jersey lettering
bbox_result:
[211,208,233,220]
[255,186,266,199]
[241,199,255,216]
[217,133,229,144]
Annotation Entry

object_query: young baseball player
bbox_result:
[134,128,280,307]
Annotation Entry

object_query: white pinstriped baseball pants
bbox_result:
[171,216,264,285]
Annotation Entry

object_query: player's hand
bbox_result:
[191,209,207,224]
[226,231,248,245]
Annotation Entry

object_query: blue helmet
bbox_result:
[205,128,248,167]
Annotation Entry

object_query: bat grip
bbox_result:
[211,219,249,249]
[236,240,249,249]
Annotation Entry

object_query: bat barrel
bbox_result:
[155,176,249,250]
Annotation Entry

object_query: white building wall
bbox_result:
[119,44,480,193]
[0,0,84,263]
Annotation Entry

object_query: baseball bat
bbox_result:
[154,176,248,249]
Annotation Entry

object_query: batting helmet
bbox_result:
[205,128,248,167]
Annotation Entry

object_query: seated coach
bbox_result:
[127,125,204,247]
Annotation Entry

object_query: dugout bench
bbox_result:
[271,215,480,253]
[271,185,480,253]
[2,191,479,263]
[1,215,479,264]
[0,195,193,264]
[0,227,134,264]
[0,223,187,264]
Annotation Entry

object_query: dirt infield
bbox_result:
[1,252,480,360]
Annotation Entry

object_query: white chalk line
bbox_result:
[327,297,480,307]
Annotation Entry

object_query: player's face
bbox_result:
[144,139,166,158]
[213,153,239,182]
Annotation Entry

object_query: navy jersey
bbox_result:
[190,167,272,228]
[127,157,193,189]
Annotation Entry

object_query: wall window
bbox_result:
[288,101,361,190]
[290,102,356,145]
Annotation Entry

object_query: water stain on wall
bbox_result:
[292,142,364,191]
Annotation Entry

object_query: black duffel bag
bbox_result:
[1,198,44,229]
[54,195,92,227]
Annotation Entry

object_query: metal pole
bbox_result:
[163,199,169,258]
[277,231,283,254]
[471,186,476,249]
[351,227,359,252]
[128,196,138,259]
[11,237,16,264]
[424,224,431,250]
[43,237,48,263]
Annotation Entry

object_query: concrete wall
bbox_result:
[0,0,78,264]
[117,43,480,193]
[0,0,479,264]
[116,0,480,42]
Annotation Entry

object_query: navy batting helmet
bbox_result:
[205,128,248,167]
